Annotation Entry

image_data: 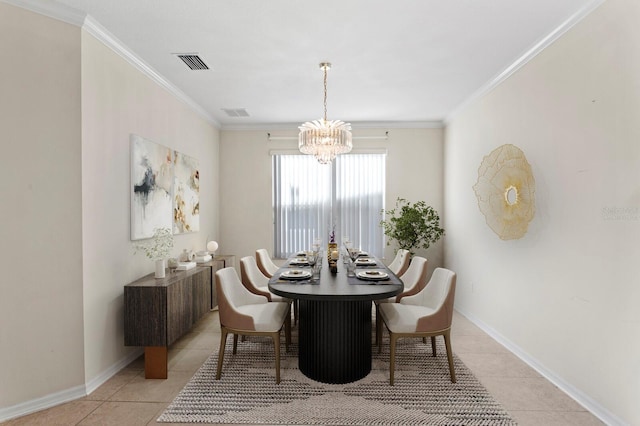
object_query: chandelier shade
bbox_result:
[298,63,352,164]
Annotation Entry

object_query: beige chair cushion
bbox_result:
[240,256,286,302]
[377,256,428,304]
[379,303,436,333]
[380,267,456,333]
[256,249,280,277]
[237,301,290,332]
[387,249,410,276]
[256,285,288,302]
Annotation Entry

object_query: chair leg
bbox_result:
[216,329,228,380]
[431,336,437,356]
[273,332,281,384]
[233,333,239,354]
[443,331,456,383]
[389,333,397,385]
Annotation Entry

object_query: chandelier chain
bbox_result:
[323,66,328,121]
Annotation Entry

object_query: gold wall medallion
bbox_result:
[473,144,536,240]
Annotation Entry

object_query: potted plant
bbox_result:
[133,227,174,278]
[380,198,444,256]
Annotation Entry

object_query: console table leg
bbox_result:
[144,346,168,379]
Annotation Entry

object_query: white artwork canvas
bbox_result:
[130,134,173,240]
[173,150,200,234]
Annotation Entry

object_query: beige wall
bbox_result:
[444,0,639,424]
[0,3,84,408]
[219,128,444,276]
[80,33,220,384]
[0,2,220,419]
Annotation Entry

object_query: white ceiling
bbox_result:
[47,0,600,129]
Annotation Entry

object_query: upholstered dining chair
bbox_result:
[387,249,411,276]
[240,256,296,323]
[256,248,279,278]
[378,267,457,385]
[215,267,291,384]
[375,256,428,345]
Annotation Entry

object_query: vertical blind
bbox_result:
[273,153,385,258]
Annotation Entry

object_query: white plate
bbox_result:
[290,258,310,265]
[355,258,376,265]
[356,270,389,281]
[280,270,312,280]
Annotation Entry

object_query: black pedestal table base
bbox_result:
[298,299,372,384]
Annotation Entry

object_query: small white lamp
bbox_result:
[206,241,219,258]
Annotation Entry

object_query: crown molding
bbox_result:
[82,16,220,128]
[2,0,220,129]
[1,0,86,25]
[221,120,444,132]
[445,0,607,124]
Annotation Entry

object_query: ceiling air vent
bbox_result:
[175,54,209,70]
[222,108,250,117]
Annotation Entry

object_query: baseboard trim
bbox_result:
[0,384,86,422]
[455,308,625,426]
[0,348,143,423]
[85,348,144,395]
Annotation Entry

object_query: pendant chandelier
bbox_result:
[298,62,352,164]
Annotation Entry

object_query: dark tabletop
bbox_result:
[268,255,403,302]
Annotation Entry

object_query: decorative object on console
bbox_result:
[195,253,212,263]
[176,261,196,271]
[180,249,196,262]
[133,227,174,278]
[206,240,219,258]
[380,198,444,256]
[298,62,352,164]
[473,144,536,240]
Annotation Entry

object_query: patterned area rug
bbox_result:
[158,336,517,425]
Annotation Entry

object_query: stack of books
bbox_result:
[195,253,212,263]
[176,261,196,271]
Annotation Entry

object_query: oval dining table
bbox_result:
[268,254,403,384]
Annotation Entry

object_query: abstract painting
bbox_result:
[130,134,173,240]
[172,150,200,233]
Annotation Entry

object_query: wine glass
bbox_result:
[308,251,321,281]
[342,236,350,263]
[312,237,321,254]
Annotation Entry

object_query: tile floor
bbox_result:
[3,310,605,426]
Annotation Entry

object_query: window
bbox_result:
[273,153,385,258]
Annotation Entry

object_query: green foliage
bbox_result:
[133,227,174,260]
[380,198,444,255]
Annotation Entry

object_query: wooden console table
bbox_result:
[124,255,234,379]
